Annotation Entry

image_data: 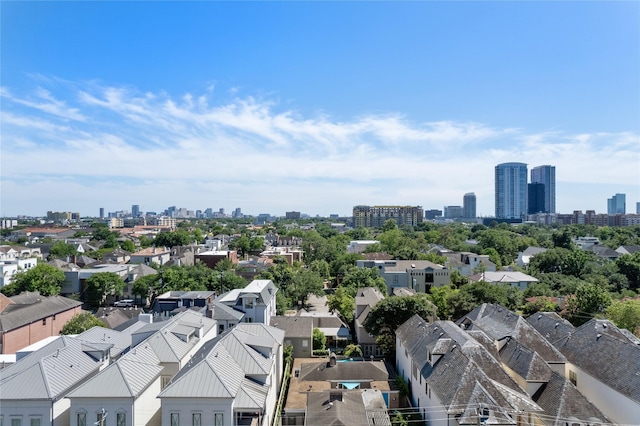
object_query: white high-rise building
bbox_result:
[495,162,528,219]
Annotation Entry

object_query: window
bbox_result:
[117,413,125,426]
[77,413,87,426]
[245,298,254,309]
[214,413,223,426]
[218,324,225,334]
[42,318,46,326]
[11,418,21,426]
[425,273,434,283]
[161,375,171,389]
[302,340,308,348]
[29,419,40,426]
[170,413,179,426]
[569,370,577,386]
[192,413,201,426]
[96,412,104,426]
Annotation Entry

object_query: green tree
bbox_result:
[344,343,363,358]
[132,274,160,304]
[340,267,387,297]
[313,327,326,351]
[85,272,126,307]
[361,294,438,334]
[1,263,65,296]
[61,312,105,334]
[49,241,78,259]
[154,230,193,248]
[289,269,324,306]
[565,281,612,326]
[326,287,355,323]
[119,239,136,252]
[607,299,640,337]
[382,219,399,232]
[616,253,640,290]
[229,235,251,257]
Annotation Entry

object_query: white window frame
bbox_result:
[77,412,87,426]
[170,413,180,426]
[191,413,201,426]
[214,413,223,426]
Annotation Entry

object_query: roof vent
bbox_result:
[596,334,602,340]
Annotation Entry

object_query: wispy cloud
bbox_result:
[1,79,638,216]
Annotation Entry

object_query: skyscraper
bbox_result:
[463,192,476,219]
[495,162,528,219]
[530,165,556,213]
[607,193,626,214]
[131,204,140,217]
[527,183,545,214]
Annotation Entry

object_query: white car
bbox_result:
[113,299,135,307]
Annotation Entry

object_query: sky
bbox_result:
[1,1,639,218]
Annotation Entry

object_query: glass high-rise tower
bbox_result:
[463,192,476,219]
[530,165,556,213]
[495,162,528,219]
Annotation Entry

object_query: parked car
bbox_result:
[113,299,135,307]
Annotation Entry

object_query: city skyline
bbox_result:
[1,2,639,217]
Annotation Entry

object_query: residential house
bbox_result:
[0,325,136,426]
[270,315,313,358]
[209,300,244,334]
[516,246,547,268]
[589,245,621,260]
[95,306,146,329]
[347,240,379,254]
[457,304,609,425]
[0,257,38,288]
[615,245,640,255]
[129,247,171,267]
[357,259,450,294]
[396,315,543,426]
[67,311,216,426]
[151,290,216,318]
[528,312,640,425]
[442,251,497,276]
[467,270,538,290]
[297,310,351,350]
[158,323,284,426]
[217,279,277,324]
[0,292,82,354]
[101,248,132,264]
[0,245,42,261]
[194,250,238,269]
[282,357,398,426]
[354,287,385,358]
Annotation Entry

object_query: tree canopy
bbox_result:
[0,263,65,297]
[61,312,105,335]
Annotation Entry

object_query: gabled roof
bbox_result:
[270,315,313,338]
[468,271,538,284]
[551,319,640,403]
[212,300,245,321]
[217,279,277,305]
[532,371,608,425]
[499,338,552,383]
[458,304,566,363]
[158,323,282,399]
[0,335,110,400]
[0,293,82,332]
[397,315,542,422]
[76,325,133,358]
[526,312,575,345]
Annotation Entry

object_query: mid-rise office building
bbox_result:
[608,193,626,214]
[444,206,463,219]
[463,192,476,219]
[530,165,555,213]
[131,204,140,217]
[495,162,528,219]
[353,205,423,228]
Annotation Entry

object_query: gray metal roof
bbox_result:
[0,335,105,400]
[158,323,282,400]
[212,301,244,321]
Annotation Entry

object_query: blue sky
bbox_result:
[1,1,639,218]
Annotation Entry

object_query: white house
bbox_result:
[67,310,217,426]
[0,257,38,288]
[467,270,538,290]
[158,323,284,426]
[217,279,277,324]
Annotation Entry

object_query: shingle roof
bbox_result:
[552,319,640,403]
[459,304,566,363]
[212,300,245,321]
[305,391,367,426]
[298,360,390,382]
[0,293,82,332]
[525,312,575,345]
[396,315,542,422]
[532,371,609,425]
[499,338,553,383]
[270,316,313,339]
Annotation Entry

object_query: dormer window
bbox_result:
[245,299,254,309]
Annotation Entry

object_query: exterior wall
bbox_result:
[70,398,132,426]
[0,400,53,426]
[284,336,311,358]
[1,305,82,354]
[135,377,163,426]
[161,398,233,426]
[567,363,639,425]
